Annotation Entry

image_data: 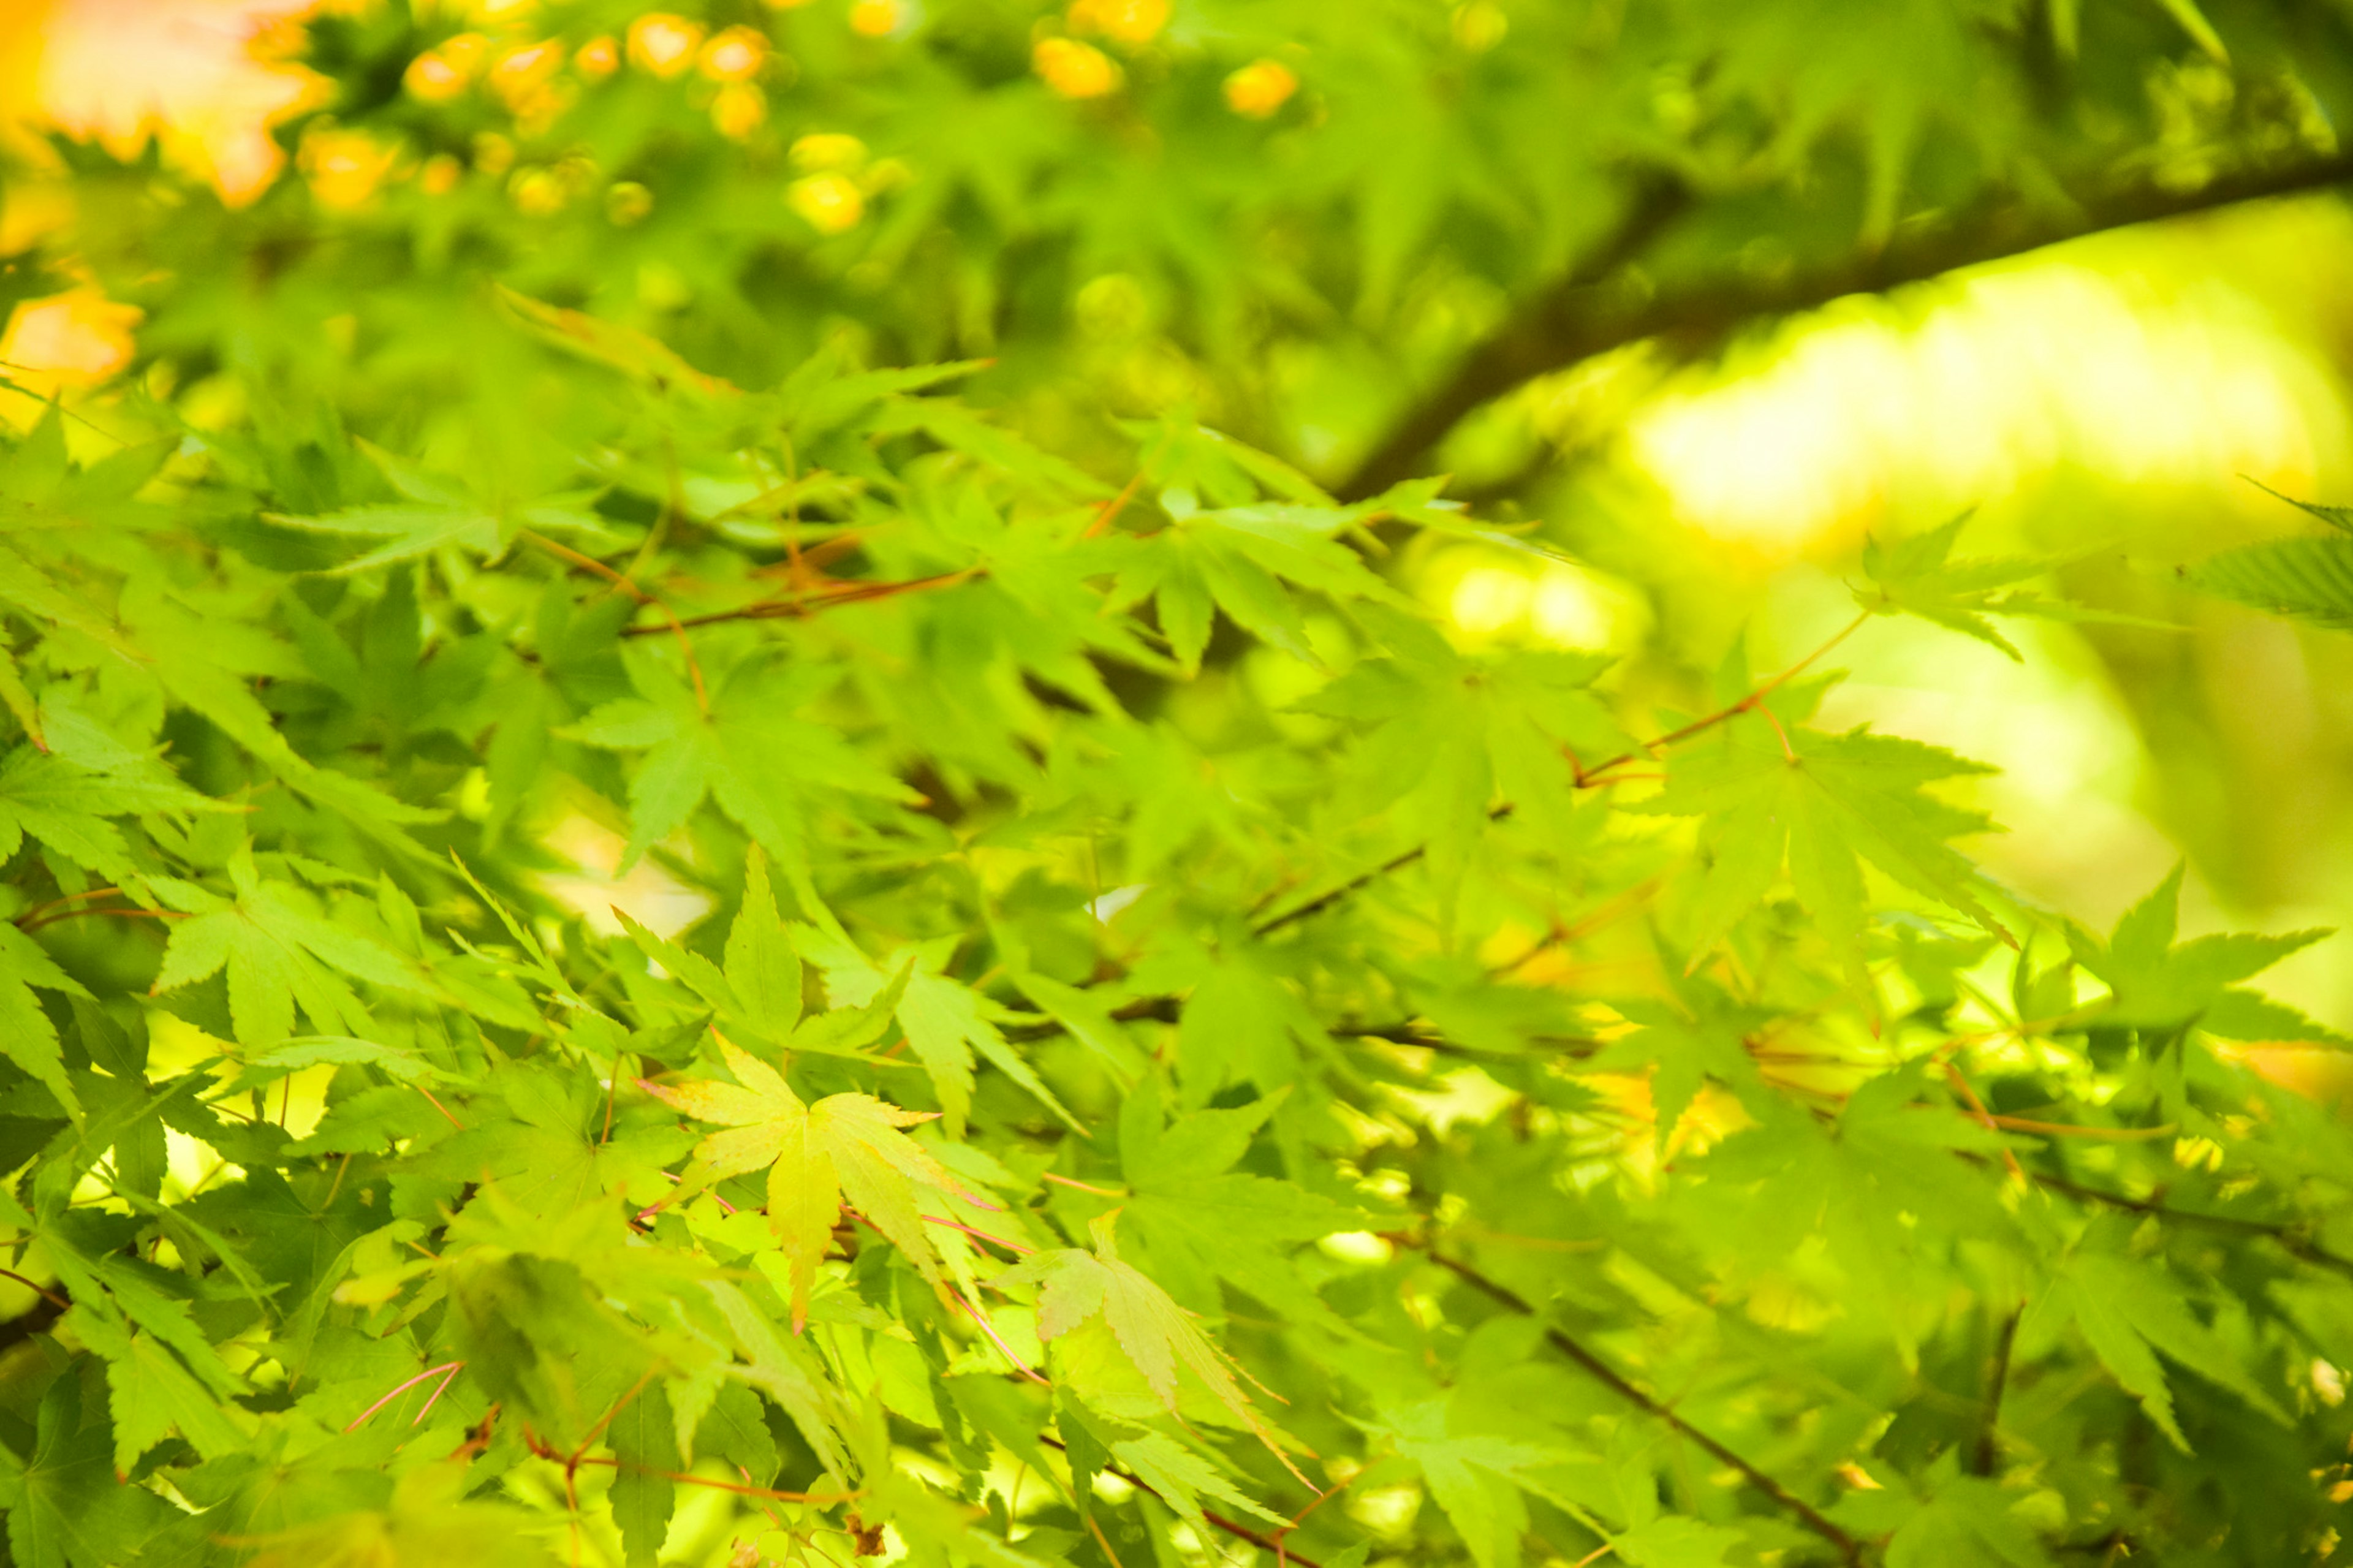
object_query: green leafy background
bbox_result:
[1,1,2352,1566]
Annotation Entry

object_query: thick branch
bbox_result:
[1336,151,2353,502]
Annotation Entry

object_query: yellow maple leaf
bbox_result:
[644,1036,979,1331]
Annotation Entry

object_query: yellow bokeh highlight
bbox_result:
[1068,0,1167,47]
[788,172,865,234]
[300,124,398,210]
[627,13,704,77]
[1036,37,1120,99]
[488,39,561,104]
[1628,260,2342,550]
[16,0,325,205]
[1427,543,1647,652]
[849,0,904,38]
[699,25,770,81]
[403,37,476,102]
[0,290,140,413]
[1223,58,1297,118]
[711,81,767,139]
[574,34,620,78]
[791,132,868,172]
[1452,0,1509,51]
[605,180,654,225]
[510,167,568,216]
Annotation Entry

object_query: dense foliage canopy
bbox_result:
[4,2,2353,1566]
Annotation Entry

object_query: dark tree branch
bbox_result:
[1336,173,1692,502]
[0,1289,66,1355]
[1972,1303,2021,1478]
[1249,805,1514,937]
[1413,1246,1865,1566]
[1335,151,2353,502]
[2030,1170,2353,1278]
[1037,1434,1327,1568]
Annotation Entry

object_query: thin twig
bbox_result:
[1984,1115,2175,1141]
[522,1430,859,1502]
[1255,613,1870,936]
[950,1290,1051,1385]
[619,568,981,635]
[0,1270,66,1310]
[17,906,189,934]
[1944,1062,2025,1181]
[2031,1171,2353,1278]
[521,529,710,715]
[1413,1246,1863,1566]
[1038,1434,1326,1568]
[12,887,124,925]
[1040,1172,1127,1196]
[1574,612,1869,787]
[1083,472,1145,539]
[924,1214,1035,1255]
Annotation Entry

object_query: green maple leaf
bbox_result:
[67,1303,253,1472]
[1294,615,1618,909]
[604,1378,678,1568]
[1586,988,1774,1143]
[1857,513,2140,659]
[266,439,627,574]
[701,1279,850,1477]
[725,847,802,1040]
[1108,496,1414,672]
[233,1461,559,1568]
[997,1211,1308,1485]
[0,924,90,1118]
[0,1376,163,1568]
[0,645,39,746]
[0,404,172,539]
[613,893,910,1065]
[149,848,431,1047]
[643,1036,982,1331]
[1631,711,2007,958]
[1116,1087,1359,1325]
[566,643,919,876]
[0,743,222,883]
[2065,866,2341,1042]
[1374,1396,1601,1568]
[795,923,1077,1134]
[2033,1247,2290,1451]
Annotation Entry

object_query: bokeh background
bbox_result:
[8,0,2353,1083]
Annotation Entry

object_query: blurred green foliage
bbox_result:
[5,2,2353,1566]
